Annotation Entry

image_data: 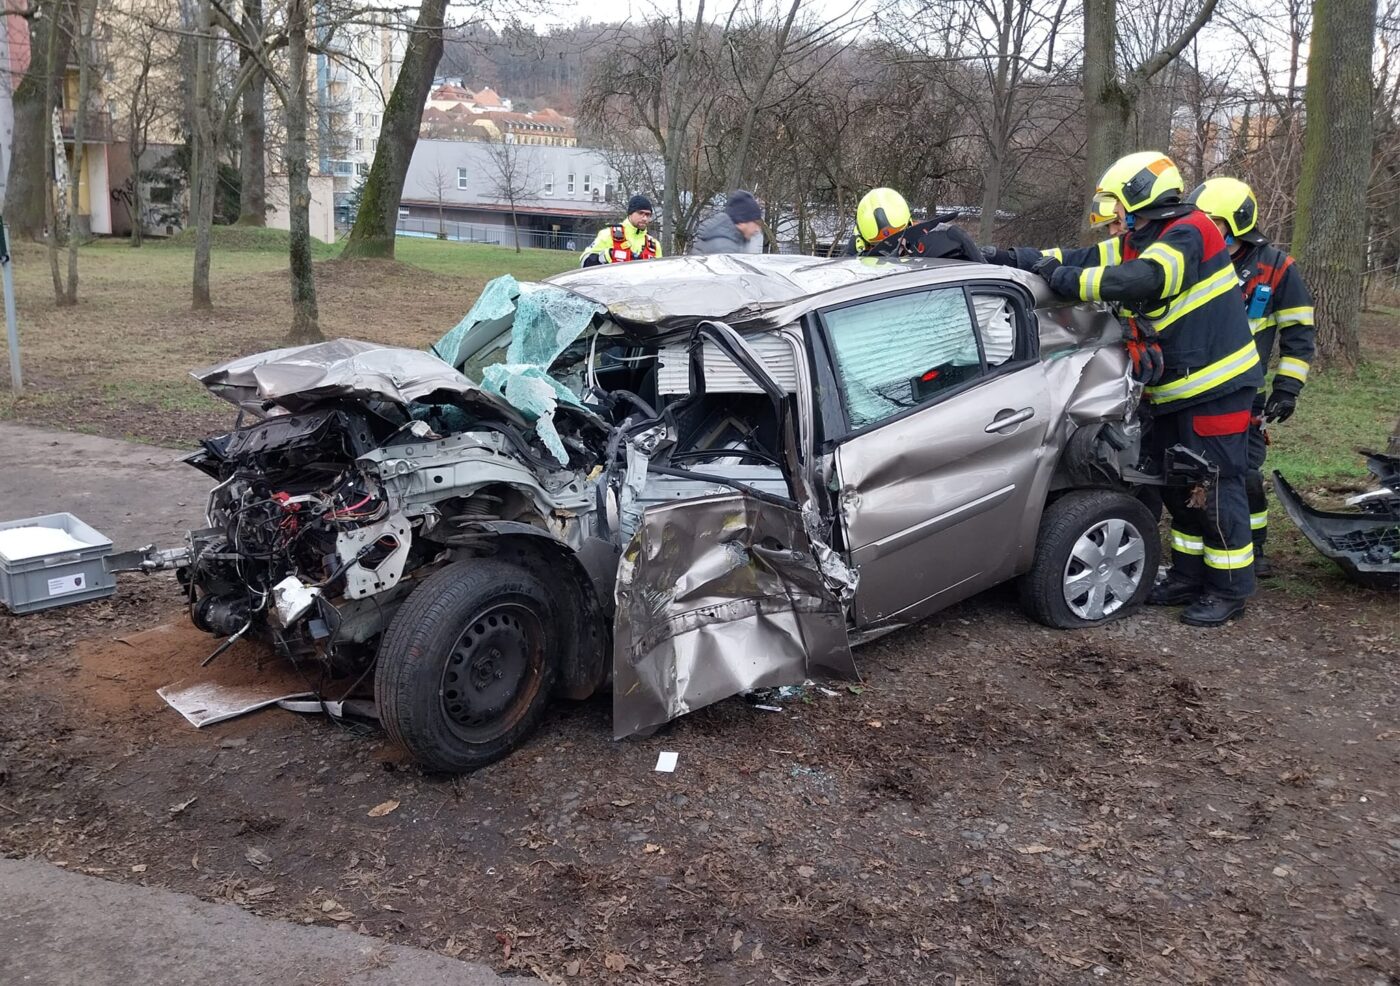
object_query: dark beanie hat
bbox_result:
[626,194,653,214]
[725,190,762,223]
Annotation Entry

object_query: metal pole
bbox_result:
[0,216,20,393]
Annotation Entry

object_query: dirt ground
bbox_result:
[2,568,1396,985]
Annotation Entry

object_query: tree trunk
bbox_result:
[1388,413,1400,456]
[1291,0,1376,371]
[237,0,267,226]
[64,0,98,307]
[4,0,75,241]
[192,0,216,310]
[341,0,449,259]
[1081,0,1127,232]
[722,0,800,192]
[285,0,320,343]
[128,140,144,247]
[44,42,63,303]
[511,202,521,253]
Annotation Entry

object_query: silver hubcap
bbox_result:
[1062,518,1146,621]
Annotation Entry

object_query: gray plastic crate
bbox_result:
[0,513,117,614]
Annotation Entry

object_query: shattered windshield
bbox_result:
[430,275,605,465]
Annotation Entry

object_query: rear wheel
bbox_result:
[1019,490,1159,629]
[375,559,557,772]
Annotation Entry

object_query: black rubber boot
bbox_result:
[1180,595,1247,627]
[1253,549,1273,578]
[1147,579,1200,606]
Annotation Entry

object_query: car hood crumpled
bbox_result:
[191,338,520,418]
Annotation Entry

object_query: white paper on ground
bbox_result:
[654,751,678,773]
[0,526,92,561]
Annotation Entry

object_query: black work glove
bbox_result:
[1031,255,1062,281]
[1264,389,1297,423]
[981,245,1001,263]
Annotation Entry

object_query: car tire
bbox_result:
[1019,489,1160,629]
[375,559,558,773]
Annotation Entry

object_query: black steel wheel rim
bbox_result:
[439,599,545,742]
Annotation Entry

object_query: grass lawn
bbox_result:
[0,228,575,444]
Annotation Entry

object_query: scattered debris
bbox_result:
[654,752,678,773]
[367,799,400,818]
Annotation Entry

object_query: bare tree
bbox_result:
[1292,0,1378,369]
[237,0,268,226]
[341,0,449,259]
[483,141,539,252]
[1081,0,1221,230]
[58,0,98,306]
[3,0,76,241]
[419,162,453,239]
[110,0,180,247]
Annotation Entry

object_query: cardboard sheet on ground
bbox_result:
[158,661,315,728]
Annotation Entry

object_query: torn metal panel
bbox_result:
[612,493,856,738]
[1273,468,1400,590]
[192,338,511,416]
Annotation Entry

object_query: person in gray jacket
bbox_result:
[691,190,765,254]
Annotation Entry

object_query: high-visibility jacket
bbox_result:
[1231,242,1315,396]
[1007,207,1263,409]
[580,220,661,266]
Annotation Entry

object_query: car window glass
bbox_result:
[824,288,983,429]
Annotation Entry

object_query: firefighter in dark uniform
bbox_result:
[1187,177,1316,576]
[843,188,984,261]
[988,152,1264,625]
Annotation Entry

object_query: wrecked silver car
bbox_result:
[158,255,1162,771]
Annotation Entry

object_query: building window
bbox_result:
[354,137,364,151]
[583,174,591,193]
[457,167,468,190]
[567,173,575,193]
[543,173,554,195]
[357,162,369,177]
[355,112,363,125]
[371,114,380,128]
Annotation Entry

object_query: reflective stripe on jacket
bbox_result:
[1008,207,1263,409]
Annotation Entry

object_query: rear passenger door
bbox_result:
[816,283,1052,626]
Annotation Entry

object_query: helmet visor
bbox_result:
[1088,195,1118,227]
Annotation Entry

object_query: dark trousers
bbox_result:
[1245,393,1270,553]
[1147,387,1258,601]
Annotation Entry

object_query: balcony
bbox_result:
[59,109,114,143]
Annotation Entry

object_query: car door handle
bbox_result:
[985,407,1035,433]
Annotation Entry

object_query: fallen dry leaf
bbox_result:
[130,863,147,873]
[565,958,582,976]
[368,799,400,818]
[796,865,815,878]
[603,952,627,972]
[643,843,665,855]
[1016,844,1054,855]
[321,899,341,913]
[244,847,272,868]
[867,720,883,728]
[731,930,743,953]
[610,799,635,808]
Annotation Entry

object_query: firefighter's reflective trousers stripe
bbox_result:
[1148,386,1258,601]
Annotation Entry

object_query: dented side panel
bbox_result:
[612,493,857,738]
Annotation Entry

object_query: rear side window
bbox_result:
[823,287,982,429]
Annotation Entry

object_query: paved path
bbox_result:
[0,422,211,548]
[0,857,506,986]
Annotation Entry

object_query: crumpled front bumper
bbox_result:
[1272,470,1400,590]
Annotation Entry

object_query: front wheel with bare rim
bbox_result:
[375,559,557,772]
[1019,490,1160,629]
